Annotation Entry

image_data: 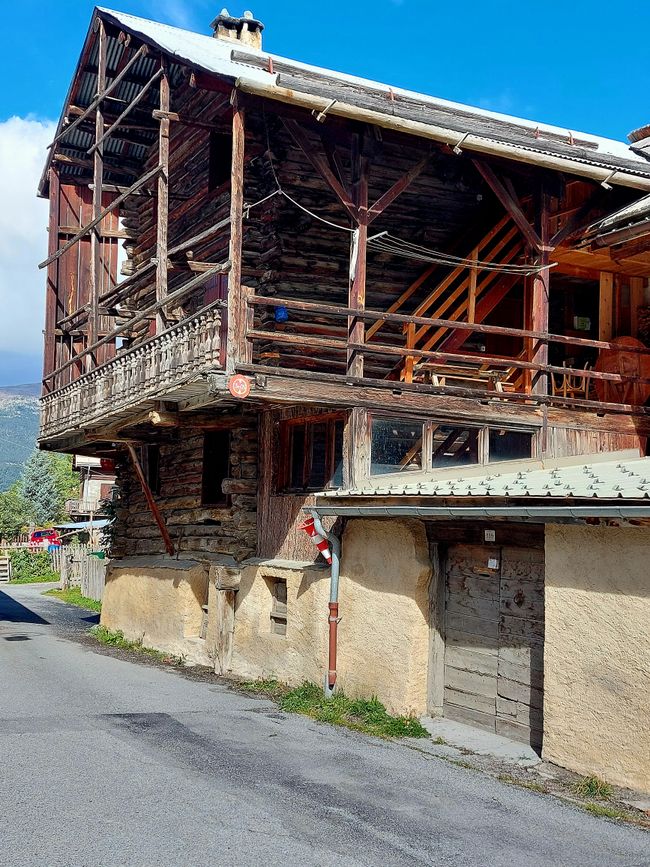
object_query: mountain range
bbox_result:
[0,383,40,491]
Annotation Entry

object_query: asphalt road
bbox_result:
[0,584,647,867]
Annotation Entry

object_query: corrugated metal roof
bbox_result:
[96,7,650,182]
[321,452,650,500]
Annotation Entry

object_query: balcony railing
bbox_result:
[40,304,223,440]
[65,498,103,515]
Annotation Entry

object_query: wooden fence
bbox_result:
[51,545,107,602]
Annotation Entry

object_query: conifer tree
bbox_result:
[21,450,60,526]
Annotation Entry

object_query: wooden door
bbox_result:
[443,543,544,749]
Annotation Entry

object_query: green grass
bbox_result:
[581,802,626,820]
[498,774,547,793]
[44,586,101,612]
[9,573,58,584]
[241,679,429,739]
[572,775,613,800]
[89,625,185,666]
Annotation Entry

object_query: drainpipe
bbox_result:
[309,510,341,698]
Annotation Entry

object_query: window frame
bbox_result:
[369,413,538,476]
[277,413,345,494]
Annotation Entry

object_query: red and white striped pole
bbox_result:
[298,516,332,564]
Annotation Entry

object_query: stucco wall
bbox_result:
[544,525,650,793]
[101,556,209,662]
[228,519,431,714]
[336,519,431,715]
[230,563,329,684]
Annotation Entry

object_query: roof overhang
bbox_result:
[308,503,650,522]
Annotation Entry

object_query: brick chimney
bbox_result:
[211,9,264,50]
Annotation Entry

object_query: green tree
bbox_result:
[21,450,60,526]
[49,453,79,508]
[0,482,29,539]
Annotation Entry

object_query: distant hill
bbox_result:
[0,384,40,491]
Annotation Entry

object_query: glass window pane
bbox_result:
[290,425,305,489]
[489,429,533,462]
[371,418,423,475]
[308,423,328,488]
[431,425,479,468]
[331,420,344,488]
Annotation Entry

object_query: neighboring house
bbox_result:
[65,455,116,521]
[37,8,650,791]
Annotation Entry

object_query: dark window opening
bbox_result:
[489,429,533,463]
[267,577,287,636]
[140,444,161,496]
[202,430,231,506]
[280,416,344,493]
[431,425,479,468]
[208,131,232,192]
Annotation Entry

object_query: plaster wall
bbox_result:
[544,524,650,793]
[101,556,210,662]
[336,518,431,715]
[229,562,330,684]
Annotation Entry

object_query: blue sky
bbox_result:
[1,0,649,385]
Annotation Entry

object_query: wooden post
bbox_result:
[127,444,175,557]
[531,189,551,396]
[630,276,644,338]
[599,272,614,340]
[43,168,61,393]
[468,245,478,324]
[347,134,368,379]
[343,406,370,489]
[155,57,170,333]
[226,90,246,374]
[88,19,107,369]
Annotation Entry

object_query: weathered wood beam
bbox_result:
[88,67,164,156]
[39,164,162,270]
[473,159,544,251]
[127,443,175,556]
[47,45,148,150]
[155,59,170,332]
[531,188,551,395]
[249,294,650,357]
[226,90,247,373]
[599,272,614,341]
[88,18,107,365]
[630,276,645,338]
[347,132,369,378]
[366,152,431,225]
[282,119,357,220]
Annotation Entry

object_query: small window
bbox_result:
[202,430,230,506]
[208,131,232,191]
[139,444,161,496]
[431,425,479,469]
[489,429,533,463]
[280,416,344,493]
[268,578,287,635]
[371,417,423,475]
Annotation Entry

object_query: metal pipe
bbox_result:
[309,504,650,520]
[310,510,341,697]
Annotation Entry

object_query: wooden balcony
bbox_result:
[40,305,223,442]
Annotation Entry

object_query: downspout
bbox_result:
[309,510,341,698]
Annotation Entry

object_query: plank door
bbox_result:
[443,544,544,749]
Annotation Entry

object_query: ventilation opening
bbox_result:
[265,577,287,636]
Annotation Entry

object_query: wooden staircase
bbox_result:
[368,215,527,386]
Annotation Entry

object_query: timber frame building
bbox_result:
[38,8,650,792]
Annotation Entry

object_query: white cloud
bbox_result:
[0,116,55,361]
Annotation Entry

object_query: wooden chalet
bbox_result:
[37,8,650,791]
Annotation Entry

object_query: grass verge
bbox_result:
[572,775,613,799]
[89,625,185,666]
[241,679,429,739]
[44,587,101,612]
[9,574,58,584]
